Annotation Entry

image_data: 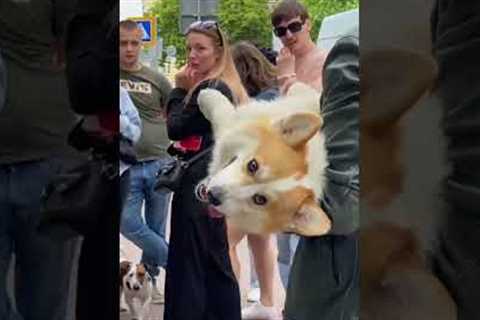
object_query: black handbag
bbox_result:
[154,146,212,192]
[38,154,118,240]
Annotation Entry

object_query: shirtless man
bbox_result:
[270,2,360,320]
[272,0,327,93]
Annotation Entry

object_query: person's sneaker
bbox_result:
[151,283,165,304]
[241,302,280,320]
[247,287,260,302]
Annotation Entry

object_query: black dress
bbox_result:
[164,79,241,320]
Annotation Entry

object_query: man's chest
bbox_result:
[120,78,154,95]
[295,57,324,91]
[120,77,164,120]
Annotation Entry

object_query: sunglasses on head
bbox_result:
[274,20,304,37]
[185,20,223,46]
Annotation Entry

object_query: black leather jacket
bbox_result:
[320,35,360,235]
[283,35,360,320]
[0,50,5,112]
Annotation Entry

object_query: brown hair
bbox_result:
[119,19,141,31]
[271,0,310,27]
[185,23,249,105]
[232,41,278,97]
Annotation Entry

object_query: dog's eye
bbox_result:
[129,274,133,278]
[252,194,268,206]
[247,159,259,175]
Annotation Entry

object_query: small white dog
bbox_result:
[120,261,153,320]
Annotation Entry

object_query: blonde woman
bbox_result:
[164,21,248,320]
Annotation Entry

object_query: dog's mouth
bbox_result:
[195,181,209,203]
[207,206,224,219]
[196,181,226,219]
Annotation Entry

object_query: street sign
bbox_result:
[130,17,157,47]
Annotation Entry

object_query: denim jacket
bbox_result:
[120,87,142,175]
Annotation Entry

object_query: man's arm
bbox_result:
[157,73,173,119]
[320,35,360,235]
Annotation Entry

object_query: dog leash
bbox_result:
[183,145,213,167]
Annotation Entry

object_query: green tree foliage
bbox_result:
[301,0,358,39]
[147,0,186,66]
[147,0,358,65]
[218,0,272,48]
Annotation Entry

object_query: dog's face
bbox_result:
[198,83,331,236]
[120,262,151,292]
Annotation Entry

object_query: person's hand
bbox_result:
[277,47,297,95]
[276,47,296,77]
[175,64,207,90]
[174,65,192,90]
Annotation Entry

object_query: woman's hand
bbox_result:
[175,64,207,90]
[175,65,192,90]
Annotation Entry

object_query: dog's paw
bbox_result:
[198,88,235,124]
[198,89,222,120]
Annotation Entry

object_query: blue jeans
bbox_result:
[0,159,81,320]
[277,233,299,289]
[120,158,172,277]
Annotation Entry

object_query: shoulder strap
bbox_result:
[185,146,213,167]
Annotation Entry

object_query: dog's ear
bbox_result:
[362,48,437,129]
[273,112,321,148]
[285,198,331,236]
[286,82,321,113]
[198,88,235,135]
[120,261,131,281]
[137,263,146,276]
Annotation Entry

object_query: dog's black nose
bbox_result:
[207,187,224,206]
[133,284,140,291]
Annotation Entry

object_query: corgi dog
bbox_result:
[120,261,152,320]
[196,82,330,236]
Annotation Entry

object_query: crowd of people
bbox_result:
[2,0,477,320]
[119,1,358,319]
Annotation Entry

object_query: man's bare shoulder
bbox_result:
[311,47,327,70]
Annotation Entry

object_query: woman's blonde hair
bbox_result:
[185,22,249,105]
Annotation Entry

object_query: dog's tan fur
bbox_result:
[198,82,330,236]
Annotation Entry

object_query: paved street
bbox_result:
[119,205,285,320]
[7,209,284,320]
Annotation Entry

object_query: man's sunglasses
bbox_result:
[274,21,304,37]
[185,20,223,46]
